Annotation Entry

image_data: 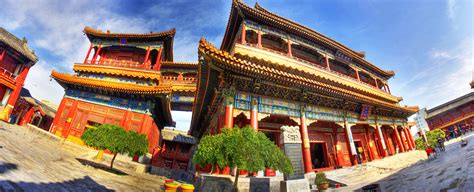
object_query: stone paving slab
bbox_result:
[0,122,167,191]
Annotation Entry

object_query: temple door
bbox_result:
[67,109,88,138]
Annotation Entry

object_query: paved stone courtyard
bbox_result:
[328,132,474,191]
[0,123,166,191]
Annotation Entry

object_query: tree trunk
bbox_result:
[234,167,239,192]
[110,153,117,170]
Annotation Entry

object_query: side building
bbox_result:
[425,92,473,137]
[190,1,418,175]
[50,27,197,167]
[0,28,38,122]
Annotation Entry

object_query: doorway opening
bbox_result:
[311,142,329,169]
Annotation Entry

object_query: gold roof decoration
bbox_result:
[73,64,161,80]
[199,37,418,113]
[51,71,172,95]
[83,27,176,39]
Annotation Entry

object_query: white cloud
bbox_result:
[447,0,456,20]
[430,50,451,59]
[24,61,64,104]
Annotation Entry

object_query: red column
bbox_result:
[403,127,414,150]
[0,50,5,63]
[300,106,313,173]
[287,40,292,57]
[393,127,405,152]
[224,96,234,128]
[240,24,246,44]
[375,124,388,157]
[257,31,262,48]
[344,122,358,165]
[83,43,93,64]
[143,46,151,66]
[51,98,67,133]
[386,84,391,94]
[91,44,102,64]
[250,97,258,130]
[355,70,361,81]
[153,48,163,71]
[374,78,379,88]
[365,127,374,161]
[325,55,331,71]
[0,66,30,121]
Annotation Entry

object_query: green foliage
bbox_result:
[415,129,446,150]
[126,131,149,157]
[81,124,149,168]
[315,172,328,185]
[193,126,293,174]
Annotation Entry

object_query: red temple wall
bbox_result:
[51,97,160,153]
[427,103,473,130]
[0,53,20,73]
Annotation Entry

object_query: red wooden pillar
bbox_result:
[91,44,102,64]
[332,127,341,167]
[344,122,358,165]
[83,43,93,64]
[403,127,413,150]
[407,127,416,149]
[224,96,234,129]
[0,50,6,63]
[0,66,30,121]
[375,124,388,157]
[143,46,151,66]
[393,126,405,153]
[153,48,163,71]
[287,40,292,57]
[374,77,379,88]
[386,84,391,94]
[257,31,262,48]
[240,24,246,44]
[50,97,67,133]
[355,70,361,81]
[300,106,313,173]
[250,97,258,130]
[365,127,374,161]
[325,55,331,71]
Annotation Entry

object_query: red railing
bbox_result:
[0,67,16,82]
[240,43,388,92]
[85,59,154,70]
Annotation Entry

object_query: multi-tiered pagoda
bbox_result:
[50,27,197,166]
[0,28,38,122]
[190,1,419,175]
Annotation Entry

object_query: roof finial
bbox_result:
[22,37,27,44]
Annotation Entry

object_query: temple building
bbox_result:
[0,28,38,122]
[50,27,197,167]
[9,88,57,131]
[190,1,418,175]
[425,92,473,137]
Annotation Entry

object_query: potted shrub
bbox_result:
[180,183,195,192]
[315,172,329,191]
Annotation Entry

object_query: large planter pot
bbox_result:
[248,172,258,177]
[317,182,329,191]
[212,165,220,174]
[220,166,231,175]
[180,184,195,192]
[264,168,276,177]
[164,182,179,192]
[239,170,248,176]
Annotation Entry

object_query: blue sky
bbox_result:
[0,0,472,131]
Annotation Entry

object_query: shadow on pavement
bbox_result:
[0,162,18,174]
[76,158,128,176]
[0,176,112,191]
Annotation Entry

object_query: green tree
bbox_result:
[193,126,293,191]
[415,129,446,150]
[81,124,149,169]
